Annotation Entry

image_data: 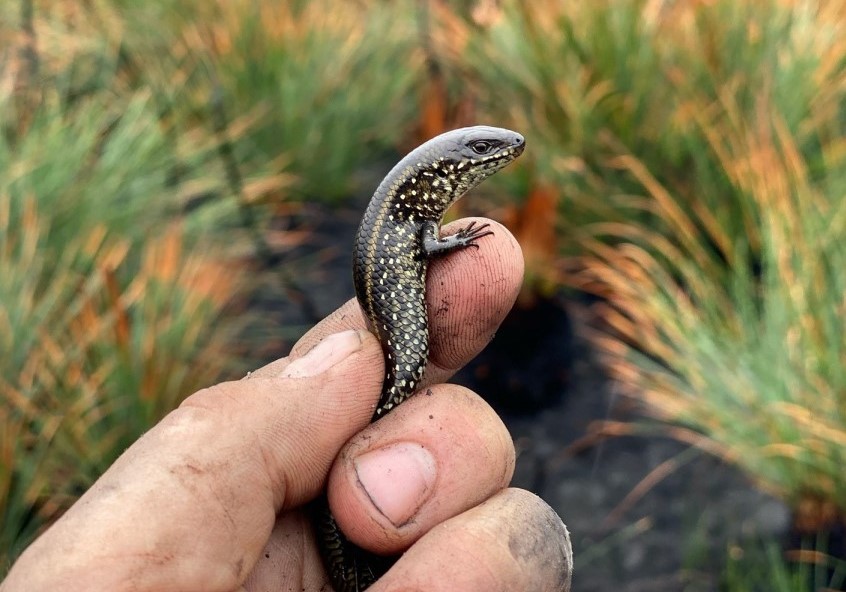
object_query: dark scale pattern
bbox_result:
[358,222,430,416]
[316,126,525,592]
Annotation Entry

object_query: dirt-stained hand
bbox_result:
[1,219,573,592]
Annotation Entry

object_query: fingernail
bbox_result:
[354,442,437,527]
[280,330,363,378]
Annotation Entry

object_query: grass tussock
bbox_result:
[580,103,846,519]
[0,1,254,567]
[0,193,242,566]
[495,1,846,527]
[463,0,845,252]
[724,537,846,591]
[0,0,426,567]
[442,0,846,528]
[116,0,424,203]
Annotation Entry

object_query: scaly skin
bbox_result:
[315,126,525,592]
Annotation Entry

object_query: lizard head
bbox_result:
[419,126,525,201]
[374,126,525,221]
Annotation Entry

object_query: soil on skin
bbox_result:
[263,203,790,592]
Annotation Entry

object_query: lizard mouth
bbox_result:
[476,136,526,169]
[494,132,526,159]
[504,136,526,159]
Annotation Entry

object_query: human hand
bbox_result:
[1,219,573,592]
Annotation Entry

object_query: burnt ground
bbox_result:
[259,202,791,592]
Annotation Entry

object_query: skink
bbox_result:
[315,126,525,591]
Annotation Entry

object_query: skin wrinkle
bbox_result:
[142,337,381,584]
[250,419,291,511]
[170,459,235,530]
[246,515,315,590]
[415,525,507,591]
[181,386,295,512]
[240,335,384,509]
[227,350,381,584]
[161,449,255,586]
[262,396,320,508]
[155,412,251,519]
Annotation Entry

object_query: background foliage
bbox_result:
[2,0,845,586]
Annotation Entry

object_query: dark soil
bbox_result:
[459,297,790,592]
[261,202,791,592]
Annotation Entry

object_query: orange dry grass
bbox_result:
[577,92,846,524]
[460,2,846,519]
[0,195,242,555]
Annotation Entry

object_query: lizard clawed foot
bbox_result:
[453,221,494,249]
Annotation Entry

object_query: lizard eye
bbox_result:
[470,140,493,154]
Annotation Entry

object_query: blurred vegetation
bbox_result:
[0,0,424,569]
[455,0,846,511]
[724,537,846,591]
[445,0,846,581]
[3,0,846,586]
[112,0,423,202]
[0,0,235,568]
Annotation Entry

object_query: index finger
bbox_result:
[277,217,524,386]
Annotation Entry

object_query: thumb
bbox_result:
[198,328,385,510]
